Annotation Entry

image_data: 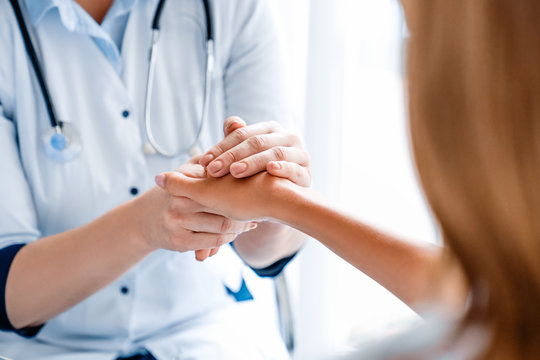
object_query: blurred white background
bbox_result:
[266,1,438,359]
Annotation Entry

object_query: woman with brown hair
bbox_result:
[155,0,540,358]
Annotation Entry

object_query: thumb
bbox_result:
[155,171,195,197]
[223,116,246,136]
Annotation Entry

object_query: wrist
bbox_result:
[122,189,161,255]
[267,180,306,223]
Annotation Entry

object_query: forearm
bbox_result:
[233,221,305,269]
[5,197,154,329]
[269,185,462,311]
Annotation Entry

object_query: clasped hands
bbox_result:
[154,117,310,261]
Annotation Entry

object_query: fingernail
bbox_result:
[155,174,166,188]
[249,223,258,230]
[231,162,247,175]
[200,154,214,166]
[208,160,224,174]
[270,161,281,170]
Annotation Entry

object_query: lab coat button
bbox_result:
[122,110,130,118]
[120,286,129,295]
[130,187,139,196]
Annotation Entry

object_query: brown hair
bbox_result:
[406,0,540,358]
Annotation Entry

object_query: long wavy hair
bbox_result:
[406,0,540,358]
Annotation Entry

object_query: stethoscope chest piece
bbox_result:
[42,123,82,162]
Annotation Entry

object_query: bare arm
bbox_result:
[6,164,255,329]
[158,171,467,312]
[274,186,451,309]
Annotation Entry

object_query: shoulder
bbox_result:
[0,2,17,108]
[0,2,17,34]
[210,0,274,39]
[210,0,269,18]
[336,317,488,360]
[210,0,277,61]
[0,2,16,48]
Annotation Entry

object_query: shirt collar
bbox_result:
[22,0,139,28]
[23,0,66,26]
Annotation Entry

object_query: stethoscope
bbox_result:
[9,0,214,162]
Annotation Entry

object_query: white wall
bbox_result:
[267,1,437,358]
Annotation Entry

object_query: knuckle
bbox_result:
[302,149,311,165]
[232,127,249,142]
[248,135,266,152]
[268,120,282,132]
[220,217,232,233]
[296,166,304,180]
[223,150,238,164]
[215,235,226,247]
[292,134,303,146]
[273,146,287,161]
[214,143,225,156]
[171,234,189,252]
[163,212,178,230]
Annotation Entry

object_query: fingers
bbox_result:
[267,161,312,187]
[209,247,220,257]
[176,163,207,179]
[199,121,283,168]
[194,247,220,262]
[205,132,302,177]
[181,212,258,233]
[223,116,246,137]
[188,154,203,165]
[155,171,197,197]
[195,249,211,261]
[188,232,238,250]
[229,146,310,179]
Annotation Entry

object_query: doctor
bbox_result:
[0,0,307,359]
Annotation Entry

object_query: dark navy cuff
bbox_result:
[230,242,298,278]
[0,243,44,337]
[250,252,297,278]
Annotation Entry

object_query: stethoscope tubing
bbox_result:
[143,32,214,158]
[144,0,214,158]
[10,0,214,160]
[9,0,61,131]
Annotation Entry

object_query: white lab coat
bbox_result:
[0,0,290,358]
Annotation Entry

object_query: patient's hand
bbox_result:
[155,168,294,223]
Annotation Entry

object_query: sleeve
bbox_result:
[0,243,43,337]
[218,0,291,128]
[0,104,43,336]
[249,252,297,278]
[230,242,298,278]
[0,20,43,334]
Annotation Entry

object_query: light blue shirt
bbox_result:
[25,0,136,75]
[0,0,290,358]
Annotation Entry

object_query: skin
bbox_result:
[6,160,256,328]
[156,167,468,313]
[75,0,114,24]
[195,117,308,265]
[6,3,307,328]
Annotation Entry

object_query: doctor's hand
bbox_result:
[137,162,257,260]
[199,117,311,187]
